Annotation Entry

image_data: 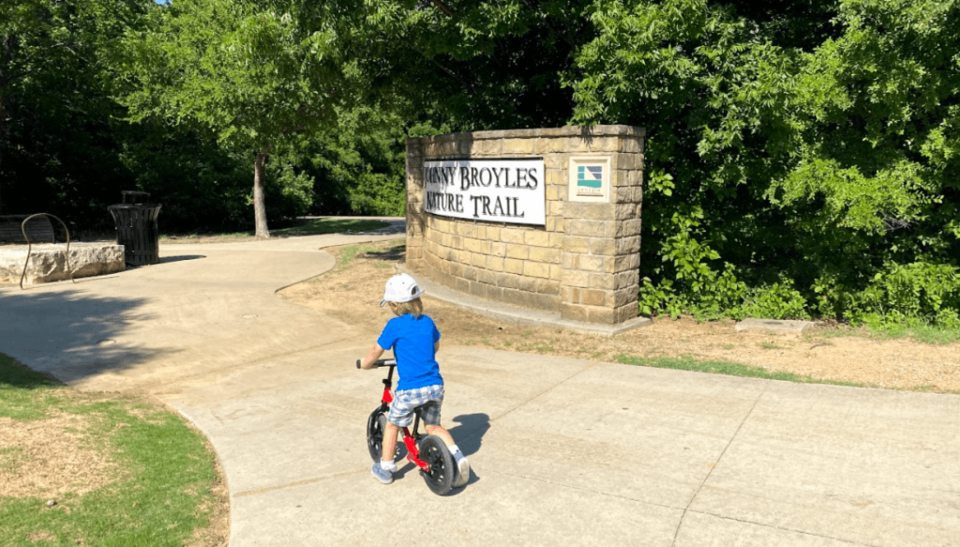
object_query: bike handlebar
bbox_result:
[356,358,397,369]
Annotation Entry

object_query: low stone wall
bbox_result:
[406,125,645,325]
[0,243,125,284]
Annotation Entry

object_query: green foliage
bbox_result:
[567,0,960,326]
[0,0,408,232]
[122,0,352,153]
[120,0,371,235]
[742,279,810,321]
[818,261,960,328]
[368,0,592,130]
[266,153,316,220]
[4,0,959,328]
[0,0,152,228]
[118,122,253,230]
[306,106,413,216]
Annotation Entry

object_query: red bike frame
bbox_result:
[377,364,433,473]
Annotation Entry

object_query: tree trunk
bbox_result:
[253,151,270,239]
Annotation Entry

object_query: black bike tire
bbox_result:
[366,407,387,463]
[419,435,454,495]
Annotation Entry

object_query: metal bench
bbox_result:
[0,214,57,244]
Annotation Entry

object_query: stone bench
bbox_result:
[0,242,124,285]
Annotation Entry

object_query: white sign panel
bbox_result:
[423,159,545,226]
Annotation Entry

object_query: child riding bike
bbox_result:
[358,273,470,487]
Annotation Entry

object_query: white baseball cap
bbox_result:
[380,273,426,306]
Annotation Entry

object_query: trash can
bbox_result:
[108,191,162,266]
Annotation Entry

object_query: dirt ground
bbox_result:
[0,411,122,499]
[280,240,960,394]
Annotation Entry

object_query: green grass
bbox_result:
[519,343,556,353]
[804,323,960,346]
[338,244,379,268]
[336,239,405,270]
[614,354,864,387]
[0,360,63,421]
[271,218,389,237]
[160,229,252,241]
[864,323,960,345]
[0,354,222,547]
[338,244,365,267]
[161,217,389,241]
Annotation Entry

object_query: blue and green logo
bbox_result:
[577,165,603,189]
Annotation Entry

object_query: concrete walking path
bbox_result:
[1,223,958,547]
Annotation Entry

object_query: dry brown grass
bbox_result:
[280,240,960,393]
[0,412,122,499]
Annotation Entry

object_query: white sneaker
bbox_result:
[453,456,470,488]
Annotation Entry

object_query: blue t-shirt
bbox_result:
[377,314,443,391]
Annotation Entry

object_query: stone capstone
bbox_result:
[0,243,125,284]
[734,318,816,333]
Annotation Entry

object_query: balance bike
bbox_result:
[357,358,455,495]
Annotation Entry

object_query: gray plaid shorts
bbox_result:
[388,384,444,427]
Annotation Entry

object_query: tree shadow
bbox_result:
[0,289,171,385]
[0,354,64,389]
[350,220,407,236]
[158,254,205,264]
[361,245,405,262]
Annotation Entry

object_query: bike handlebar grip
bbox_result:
[356,359,362,369]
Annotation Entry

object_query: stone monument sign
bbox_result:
[405,125,644,326]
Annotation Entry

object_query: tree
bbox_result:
[567,0,960,324]
[0,0,151,223]
[363,0,596,131]
[371,0,957,324]
[121,0,364,237]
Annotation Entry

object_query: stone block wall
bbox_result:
[406,125,644,325]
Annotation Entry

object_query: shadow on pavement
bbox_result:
[0,289,170,384]
[387,413,490,491]
[0,355,63,389]
[449,413,491,458]
[158,254,205,265]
